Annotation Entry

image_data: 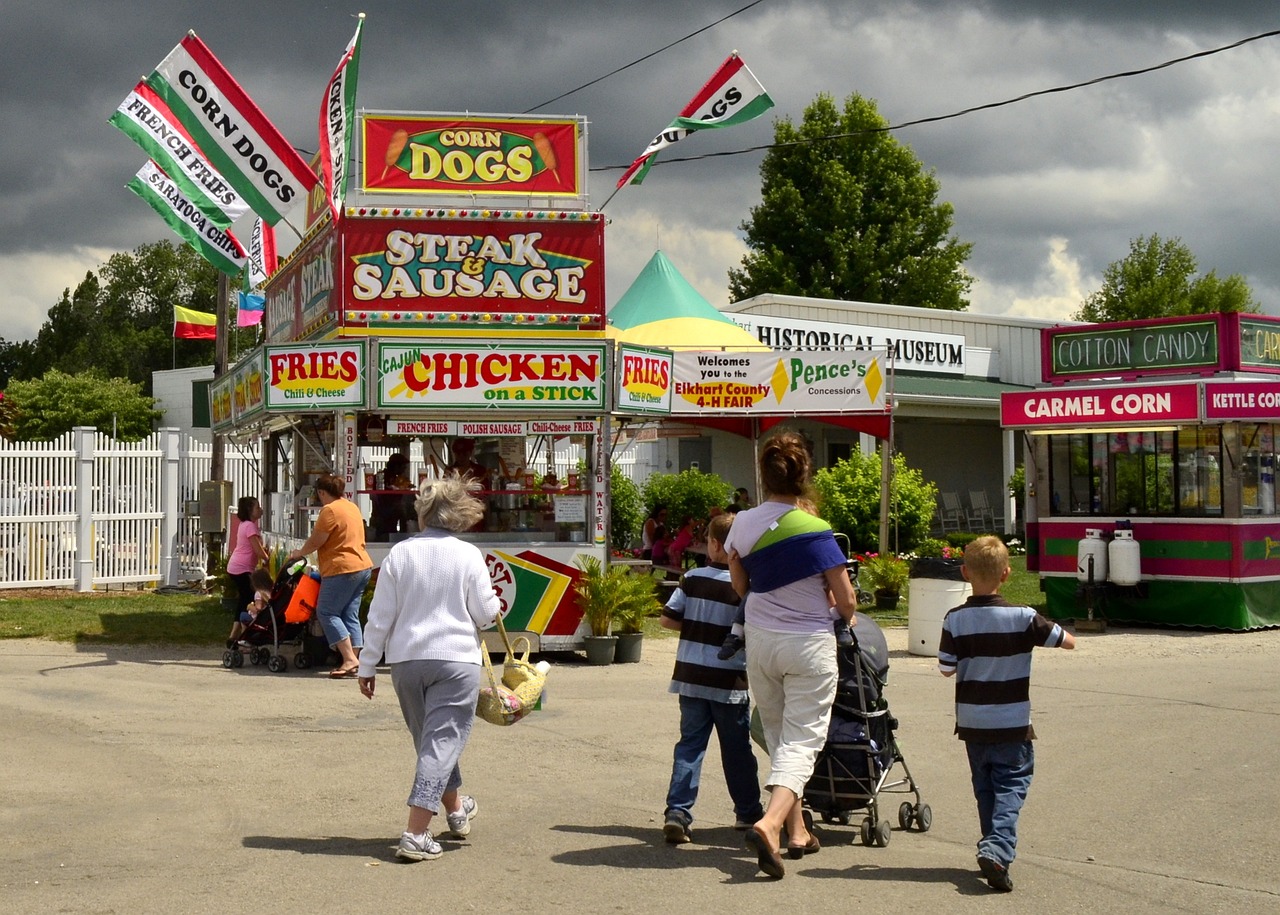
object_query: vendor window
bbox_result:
[1240,424,1276,516]
[1048,428,1221,517]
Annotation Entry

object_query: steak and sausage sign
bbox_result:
[376,342,608,412]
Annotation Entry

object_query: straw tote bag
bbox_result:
[475,614,547,726]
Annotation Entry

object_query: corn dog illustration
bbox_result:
[380,128,409,181]
[532,132,559,183]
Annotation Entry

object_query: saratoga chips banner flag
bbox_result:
[146,32,319,225]
[318,13,364,222]
[110,82,249,229]
[174,304,217,340]
[616,52,774,188]
[127,160,246,276]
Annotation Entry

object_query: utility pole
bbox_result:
[206,272,230,576]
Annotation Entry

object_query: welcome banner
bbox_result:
[668,349,887,415]
[146,32,318,225]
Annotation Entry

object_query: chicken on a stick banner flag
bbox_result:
[145,32,319,225]
[319,13,364,222]
[109,82,249,229]
[616,52,774,188]
[127,160,247,277]
[174,304,217,340]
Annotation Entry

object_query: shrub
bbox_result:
[641,468,733,528]
[945,531,980,550]
[609,466,644,551]
[858,553,910,593]
[814,447,936,553]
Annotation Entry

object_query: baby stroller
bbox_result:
[221,561,320,674]
[802,611,932,847]
[834,533,874,606]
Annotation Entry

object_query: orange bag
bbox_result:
[285,574,319,623]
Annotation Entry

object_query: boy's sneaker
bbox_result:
[445,795,478,838]
[396,831,442,862]
[978,855,1013,892]
[663,811,692,844]
[717,633,746,660]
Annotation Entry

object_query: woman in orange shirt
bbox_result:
[286,474,374,678]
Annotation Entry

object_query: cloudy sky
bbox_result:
[3,1,1280,343]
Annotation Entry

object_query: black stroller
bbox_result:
[802,611,932,847]
[221,561,321,673]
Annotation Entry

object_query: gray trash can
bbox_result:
[907,558,970,657]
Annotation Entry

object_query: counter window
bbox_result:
[1241,424,1277,516]
[1048,428,1221,517]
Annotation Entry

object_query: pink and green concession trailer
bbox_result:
[1003,312,1280,629]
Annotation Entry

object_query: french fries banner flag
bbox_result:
[616,52,774,188]
[109,82,250,229]
[243,216,277,290]
[145,32,319,225]
[127,160,247,277]
[173,304,217,340]
[319,13,364,222]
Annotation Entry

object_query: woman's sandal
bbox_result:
[329,666,359,678]
[786,833,821,859]
[745,824,785,878]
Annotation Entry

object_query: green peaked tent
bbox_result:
[607,250,765,349]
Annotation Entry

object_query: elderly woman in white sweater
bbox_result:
[357,476,501,863]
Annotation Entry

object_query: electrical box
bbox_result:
[198,481,233,534]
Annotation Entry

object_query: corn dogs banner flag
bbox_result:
[616,52,774,189]
[319,14,364,222]
[145,32,319,225]
[127,160,247,277]
[109,82,250,229]
[174,304,218,340]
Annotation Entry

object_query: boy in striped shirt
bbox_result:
[939,535,1075,893]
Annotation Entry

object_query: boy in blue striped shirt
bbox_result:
[660,513,764,844]
[939,535,1075,892]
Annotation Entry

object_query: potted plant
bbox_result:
[574,555,621,665]
[611,570,661,663]
[859,552,910,609]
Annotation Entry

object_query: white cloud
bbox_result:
[0,247,115,341]
[970,237,1095,321]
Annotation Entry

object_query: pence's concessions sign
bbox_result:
[361,113,583,197]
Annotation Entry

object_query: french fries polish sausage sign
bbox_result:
[361,114,582,197]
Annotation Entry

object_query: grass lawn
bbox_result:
[0,557,1045,645]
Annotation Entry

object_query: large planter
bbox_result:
[583,635,617,666]
[613,631,644,663]
[874,589,901,610]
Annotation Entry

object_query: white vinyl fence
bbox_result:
[0,427,258,591]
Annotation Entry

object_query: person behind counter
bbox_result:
[357,476,501,862]
[448,438,489,488]
[286,474,374,679]
[370,452,416,540]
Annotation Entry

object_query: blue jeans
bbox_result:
[665,695,763,825]
[965,739,1035,867]
[316,568,371,649]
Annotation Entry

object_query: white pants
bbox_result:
[745,624,837,796]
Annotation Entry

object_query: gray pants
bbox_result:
[391,659,481,812]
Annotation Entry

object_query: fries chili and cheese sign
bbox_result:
[341,215,605,329]
[265,342,366,410]
[668,349,888,415]
[230,351,266,422]
[209,374,234,431]
[616,344,673,414]
[376,342,608,412]
[361,113,583,197]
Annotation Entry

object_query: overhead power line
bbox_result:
[591,26,1280,174]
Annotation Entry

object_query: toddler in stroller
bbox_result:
[221,561,321,673]
[802,611,932,847]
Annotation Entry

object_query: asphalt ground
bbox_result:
[2,625,1278,914]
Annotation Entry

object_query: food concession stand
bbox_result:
[211,111,610,650]
[1003,312,1280,629]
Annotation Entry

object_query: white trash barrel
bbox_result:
[907,559,971,657]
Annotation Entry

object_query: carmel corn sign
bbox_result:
[361,113,583,197]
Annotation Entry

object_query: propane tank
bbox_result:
[1077,529,1108,583]
[1108,529,1141,586]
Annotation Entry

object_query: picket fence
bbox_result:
[0,428,258,591]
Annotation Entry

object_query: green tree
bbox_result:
[12,240,253,394]
[729,92,973,310]
[814,448,936,553]
[641,469,733,529]
[1074,234,1259,322]
[609,465,644,551]
[4,370,161,441]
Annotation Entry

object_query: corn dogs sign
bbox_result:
[361,113,584,198]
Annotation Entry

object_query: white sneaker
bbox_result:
[445,795,479,838]
[396,831,442,861]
